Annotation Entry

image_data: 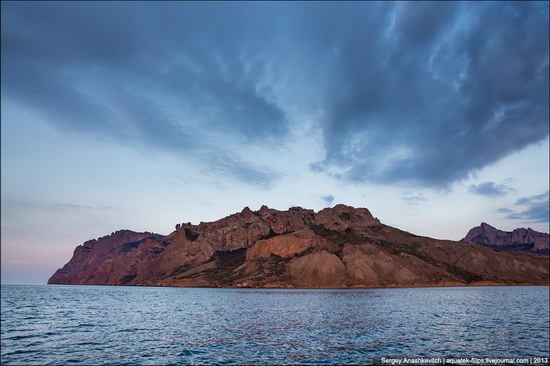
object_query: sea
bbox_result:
[1,285,549,365]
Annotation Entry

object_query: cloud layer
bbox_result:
[498,191,550,223]
[2,2,548,188]
[469,182,514,197]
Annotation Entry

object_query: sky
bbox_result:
[1,1,549,285]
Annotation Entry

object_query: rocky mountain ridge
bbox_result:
[461,222,549,252]
[49,205,549,288]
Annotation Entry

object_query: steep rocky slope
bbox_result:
[49,205,550,288]
[462,222,549,252]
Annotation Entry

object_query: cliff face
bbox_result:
[49,205,549,288]
[462,222,549,252]
[48,230,164,285]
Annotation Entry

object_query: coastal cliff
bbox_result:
[49,205,550,288]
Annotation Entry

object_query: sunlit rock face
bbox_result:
[49,205,549,288]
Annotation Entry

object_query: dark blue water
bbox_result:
[1,285,549,365]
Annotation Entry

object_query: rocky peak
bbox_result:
[82,239,98,249]
[258,205,271,217]
[93,230,153,252]
[462,223,549,252]
[80,230,149,250]
[170,206,317,253]
[480,222,496,230]
[314,204,381,231]
[241,206,254,215]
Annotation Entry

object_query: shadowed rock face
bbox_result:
[462,223,549,252]
[49,205,549,288]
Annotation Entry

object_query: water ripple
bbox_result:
[1,285,549,365]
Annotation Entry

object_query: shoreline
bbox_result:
[42,281,550,290]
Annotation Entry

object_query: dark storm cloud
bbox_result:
[305,2,549,187]
[2,2,548,187]
[1,2,286,185]
[469,182,514,197]
[498,191,550,223]
[320,195,335,205]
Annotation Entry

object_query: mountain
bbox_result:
[461,222,549,252]
[48,205,550,288]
